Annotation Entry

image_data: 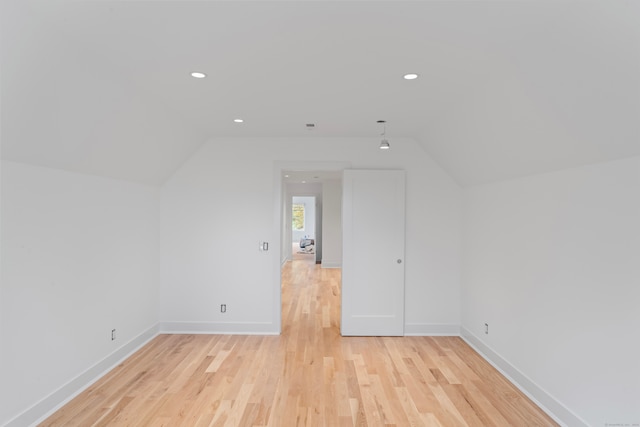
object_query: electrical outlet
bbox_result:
[221,304,227,313]
[111,329,116,340]
[484,323,489,335]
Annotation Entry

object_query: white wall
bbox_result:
[280,179,290,265]
[461,156,640,426]
[322,179,342,268]
[292,196,315,243]
[159,137,462,335]
[5,134,634,426]
[0,161,160,426]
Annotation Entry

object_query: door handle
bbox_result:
[397,259,402,264]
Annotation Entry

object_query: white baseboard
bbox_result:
[6,323,159,427]
[3,321,583,427]
[159,321,279,335]
[460,327,588,427]
[404,323,460,336]
[321,261,341,268]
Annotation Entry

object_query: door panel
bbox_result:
[341,170,405,336]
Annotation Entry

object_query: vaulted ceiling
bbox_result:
[2,1,639,186]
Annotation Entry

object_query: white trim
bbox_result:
[159,321,278,335]
[4,321,583,427]
[320,261,341,269]
[6,324,159,427]
[460,327,587,427]
[404,323,461,336]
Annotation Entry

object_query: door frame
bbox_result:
[272,161,351,334]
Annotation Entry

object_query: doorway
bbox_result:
[279,169,344,333]
[292,196,317,263]
[275,166,406,337]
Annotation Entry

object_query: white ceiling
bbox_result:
[2,1,639,186]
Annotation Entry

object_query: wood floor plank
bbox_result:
[39,258,558,426]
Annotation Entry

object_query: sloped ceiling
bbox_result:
[1,0,639,186]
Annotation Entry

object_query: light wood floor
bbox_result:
[41,258,558,426]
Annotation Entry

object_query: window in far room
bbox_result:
[292,203,305,231]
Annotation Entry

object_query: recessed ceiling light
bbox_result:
[403,73,419,80]
[284,175,290,178]
[233,119,244,123]
[191,72,206,79]
[302,181,306,184]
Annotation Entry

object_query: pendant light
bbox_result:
[378,120,390,150]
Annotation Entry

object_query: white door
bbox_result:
[341,170,405,336]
